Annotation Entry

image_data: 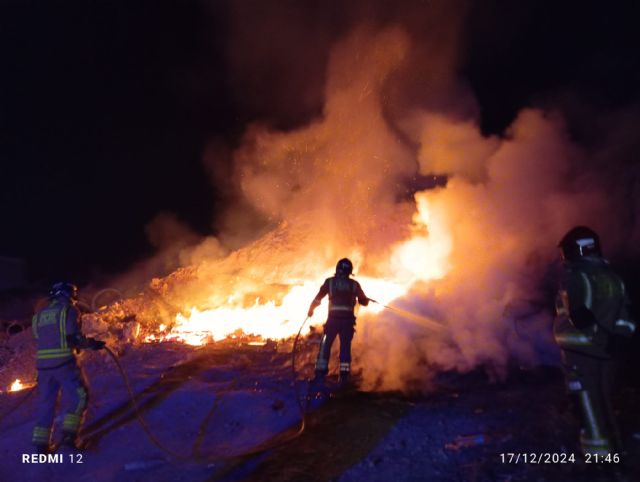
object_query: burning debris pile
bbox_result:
[86,21,631,393]
[91,28,452,354]
[93,200,451,348]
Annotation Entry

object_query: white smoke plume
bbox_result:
[110,2,640,393]
[214,24,628,391]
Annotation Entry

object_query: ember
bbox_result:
[8,379,35,392]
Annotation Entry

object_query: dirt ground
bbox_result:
[1,334,639,482]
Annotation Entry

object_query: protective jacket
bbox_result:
[310,276,369,317]
[32,300,81,369]
[554,256,635,357]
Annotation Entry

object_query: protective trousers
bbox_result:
[32,362,88,447]
[315,315,355,377]
[562,350,621,455]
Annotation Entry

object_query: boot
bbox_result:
[312,370,326,385]
[308,371,327,394]
[339,371,351,389]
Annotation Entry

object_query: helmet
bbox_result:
[558,226,602,260]
[335,258,353,276]
[49,282,79,303]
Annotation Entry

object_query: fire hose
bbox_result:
[291,316,311,421]
[3,300,443,460]
[101,332,308,464]
[102,346,197,461]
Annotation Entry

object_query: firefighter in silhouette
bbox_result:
[308,258,369,388]
[31,282,105,453]
[554,227,636,457]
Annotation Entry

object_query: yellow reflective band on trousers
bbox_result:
[580,433,611,456]
[329,306,352,312]
[32,426,51,444]
[339,362,350,372]
[554,333,592,346]
[63,413,81,432]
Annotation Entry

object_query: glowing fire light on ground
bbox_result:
[7,379,35,393]
[146,194,452,346]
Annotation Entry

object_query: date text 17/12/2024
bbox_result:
[21,453,83,464]
[500,453,621,464]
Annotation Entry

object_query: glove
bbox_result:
[307,308,314,318]
[89,338,106,351]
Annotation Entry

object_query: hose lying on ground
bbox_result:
[210,315,310,458]
[100,320,310,462]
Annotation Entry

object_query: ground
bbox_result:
[1,332,639,481]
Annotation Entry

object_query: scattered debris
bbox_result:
[445,434,486,450]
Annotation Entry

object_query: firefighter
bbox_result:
[308,258,369,388]
[554,227,636,457]
[31,282,105,453]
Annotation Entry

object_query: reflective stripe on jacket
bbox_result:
[32,301,79,369]
[311,276,368,317]
[328,277,358,312]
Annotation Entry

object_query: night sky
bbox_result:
[1,0,639,284]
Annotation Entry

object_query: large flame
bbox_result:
[154,193,452,346]
[50,1,617,397]
[93,25,581,390]
[99,27,463,350]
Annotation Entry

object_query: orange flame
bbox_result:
[8,379,35,392]
[100,29,461,349]
[10,379,24,391]
[154,194,452,346]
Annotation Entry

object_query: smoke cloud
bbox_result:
[356,109,585,390]
[110,1,640,393]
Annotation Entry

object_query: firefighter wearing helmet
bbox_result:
[554,227,635,458]
[31,282,106,453]
[307,258,369,388]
